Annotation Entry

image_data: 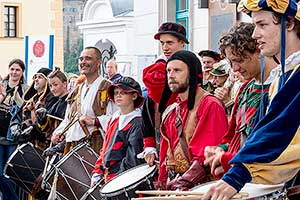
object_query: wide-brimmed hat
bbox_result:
[210,59,231,76]
[154,22,189,44]
[108,76,144,108]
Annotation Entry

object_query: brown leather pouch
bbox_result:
[166,143,190,174]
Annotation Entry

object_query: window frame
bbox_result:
[4,6,17,37]
[1,3,22,38]
[176,0,189,48]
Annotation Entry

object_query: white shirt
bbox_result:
[53,76,118,142]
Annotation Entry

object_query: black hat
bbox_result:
[198,50,221,61]
[23,67,51,102]
[108,76,144,108]
[34,68,52,79]
[159,50,203,112]
[154,22,189,44]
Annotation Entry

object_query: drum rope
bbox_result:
[58,169,91,188]
[60,169,80,200]
[20,151,41,181]
[8,168,33,192]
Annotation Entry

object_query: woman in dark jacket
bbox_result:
[0,58,28,200]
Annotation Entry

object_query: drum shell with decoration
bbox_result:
[4,142,45,195]
[43,142,98,200]
[99,163,157,200]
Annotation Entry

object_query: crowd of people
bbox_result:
[0,0,300,199]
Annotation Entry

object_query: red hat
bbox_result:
[154,22,189,44]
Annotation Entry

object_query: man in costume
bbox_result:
[51,46,117,154]
[141,22,187,166]
[204,22,277,179]
[210,59,233,113]
[14,68,58,149]
[210,59,230,89]
[91,77,145,186]
[105,58,122,83]
[156,50,228,190]
[202,0,300,199]
[198,50,222,93]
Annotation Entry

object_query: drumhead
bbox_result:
[190,181,284,199]
[100,164,156,194]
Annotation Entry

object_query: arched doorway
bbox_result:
[95,39,117,76]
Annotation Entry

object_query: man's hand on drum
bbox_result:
[79,115,95,126]
[201,180,237,200]
[145,153,156,166]
[51,134,64,145]
[139,147,158,166]
[90,173,103,187]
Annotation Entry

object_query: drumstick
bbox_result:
[135,190,248,198]
[42,142,53,177]
[60,117,78,136]
[132,196,204,200]
[46,114,63,121]
[132,195,244,200]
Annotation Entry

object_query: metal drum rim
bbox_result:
[99,163,157,197]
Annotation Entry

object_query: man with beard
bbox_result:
[202,0,300,199]
[14,68,58,149]
[141,22,188,166]
[155,50,228,190]
[51,46,117,154]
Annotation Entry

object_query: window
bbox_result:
[176,0,189,48]
[4,6,17,37]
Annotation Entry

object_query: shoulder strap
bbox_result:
[183,88,210,143]
[92,78,111,116]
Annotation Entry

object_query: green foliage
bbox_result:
[64,38,83,74]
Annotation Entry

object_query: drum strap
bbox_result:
[161,88,209,175]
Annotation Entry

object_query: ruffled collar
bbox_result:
[111,108,141,130]
[280,51,300,73]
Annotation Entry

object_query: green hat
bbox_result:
[210,59,230,76]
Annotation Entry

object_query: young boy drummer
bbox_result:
[91,76,145,186]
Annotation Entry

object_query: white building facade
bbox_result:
[78,0,243,85]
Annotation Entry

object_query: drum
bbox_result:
[190,181,288,200]
[80,180,102,200]
[100,164,157,200]
[43,142,98,200]
[4,142,45,194]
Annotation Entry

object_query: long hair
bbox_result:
[4,58,26,84]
